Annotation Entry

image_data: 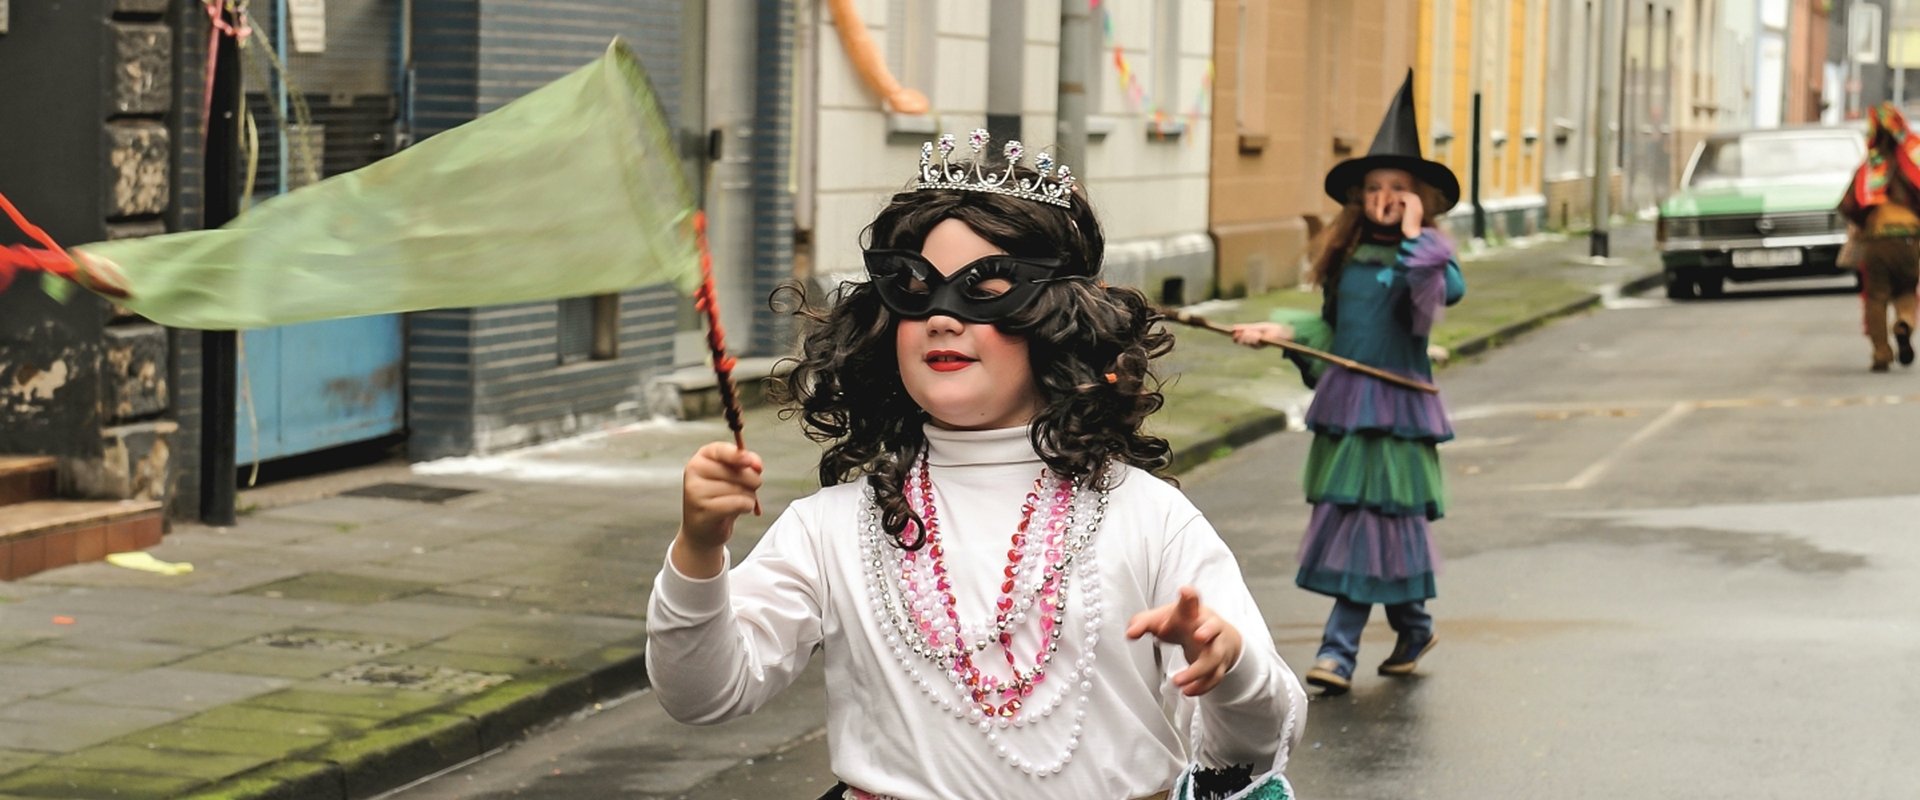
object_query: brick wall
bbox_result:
[404,0,699,460]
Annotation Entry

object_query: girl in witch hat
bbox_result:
[1231,70,1465,696]
[1838,102,1920,372]
[648,130,1305,799]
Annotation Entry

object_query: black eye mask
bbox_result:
[862,249,1084,323]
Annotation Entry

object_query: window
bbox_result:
[1431,0,1455,158]
[1149,0,1182,135]
[1691,0,1705,99]
[1852,4,1883,65]
[886,0,938,107]
[1523,0,1544,147]
[558,294,619,364]
[1235,0,1267,137]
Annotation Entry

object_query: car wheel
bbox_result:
[1696,277,1724,298]
[1665,276,1696,300]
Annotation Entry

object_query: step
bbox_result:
[0,499,165,581]
[0,456,58,507]
[648,356,793,421]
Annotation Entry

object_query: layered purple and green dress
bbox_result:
[1272,230,1464,606]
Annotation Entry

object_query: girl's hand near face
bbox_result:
[673,442,764,579]
[1399,190,1425,239]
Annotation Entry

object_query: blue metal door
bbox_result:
[236,0,405,463]
[237,318,403,463]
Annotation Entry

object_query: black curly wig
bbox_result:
[769,161,1174,550]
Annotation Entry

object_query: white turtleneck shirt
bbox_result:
[646,425,1306,800]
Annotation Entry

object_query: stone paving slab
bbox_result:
[0,639,196,672]
[36,745,275,783]
[0,703,182,752]
[0,753,41,778]
[0,664,120,705]
[169,645,377,681]
[42,668,290,713]
[0,767,207,800]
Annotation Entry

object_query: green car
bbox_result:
[1658,125,1865,300]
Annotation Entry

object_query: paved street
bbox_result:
[390,278,1920,800]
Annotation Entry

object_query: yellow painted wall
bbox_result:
[1414,0,1551,202]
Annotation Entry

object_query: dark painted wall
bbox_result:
[0,2,115,463]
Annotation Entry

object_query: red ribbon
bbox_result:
[0,189,78,294]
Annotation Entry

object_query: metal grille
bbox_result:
[242,0,399,197]
[558,297,593,364]
[1698,212,1843,238]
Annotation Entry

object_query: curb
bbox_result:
[1450,270,1664,361]
[177,269,1663,800]
[174,642,650,800]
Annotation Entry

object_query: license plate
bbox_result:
[1730,248,1803,268]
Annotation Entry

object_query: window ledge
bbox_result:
[1087,114,1119,140]
[1148,117,1187,141]
[887,111,937,134]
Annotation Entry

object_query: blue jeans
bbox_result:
[1316,597,1432,674]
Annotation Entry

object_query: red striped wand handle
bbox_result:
[692,212,760,515]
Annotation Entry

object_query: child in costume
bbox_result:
[1232,73,1464,696]
[647,131,1306,799]
[1838,102,1920,372]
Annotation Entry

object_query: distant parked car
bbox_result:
[1657,126,1864,299]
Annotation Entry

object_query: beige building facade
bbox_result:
[1210,0,1419,296]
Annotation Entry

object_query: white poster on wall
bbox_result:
[1825,63,1847,124]
[1756,33,1786,128]
[289,0,326,53]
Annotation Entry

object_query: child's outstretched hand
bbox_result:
[1126,586,1245,697]
[674,442,764,579]
[1228,322,1294,349]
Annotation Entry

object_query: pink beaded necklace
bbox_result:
[898,454,1075,718]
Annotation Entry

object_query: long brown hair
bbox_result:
[1306,178,1449,291]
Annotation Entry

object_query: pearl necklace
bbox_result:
[860,458,1110,778]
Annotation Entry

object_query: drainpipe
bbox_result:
[705,0,757,350]
[1590,0,1617,258]
[201,4,242,526]
[1057,0,1091,171]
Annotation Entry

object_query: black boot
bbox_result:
[1896,321,1915,367]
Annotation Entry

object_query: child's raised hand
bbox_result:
[1125,586,1245,697]
[674,442,765,578]
[1228,322,1294,348]
[1399,190,1426,239]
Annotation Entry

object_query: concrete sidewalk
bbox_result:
[0,226,1657,800]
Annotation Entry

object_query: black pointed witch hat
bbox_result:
[1323,69,1461,212]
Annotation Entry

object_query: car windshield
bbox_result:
[1689,134,1862,186]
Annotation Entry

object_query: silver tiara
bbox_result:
[916,129,1076,208]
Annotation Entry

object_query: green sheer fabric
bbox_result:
[73,39,697,331]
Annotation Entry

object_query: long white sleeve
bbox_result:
[1154,511,1309,772]
[644,427,1308,799]
[645,503,826,725]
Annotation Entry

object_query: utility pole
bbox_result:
[704,0,755,351]
[200,5,242,526]
[1589,0,1617,258]
[1057,0,1091,173]
[1471,92,1486,240]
